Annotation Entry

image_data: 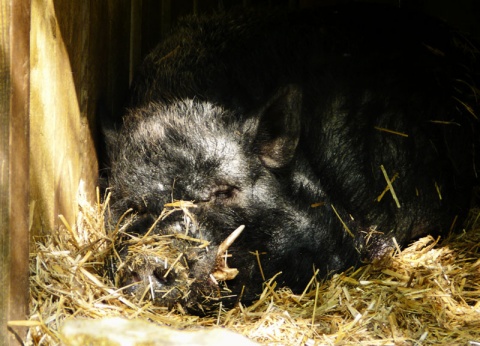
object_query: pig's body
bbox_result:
[105,5,479,311]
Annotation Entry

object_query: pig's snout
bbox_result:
[116,224,245,311]
[125,266,177,289]
[117,254,187,308]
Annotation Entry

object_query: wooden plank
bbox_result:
[29,0,132,238]
[30,0,82,237]
[8,0,31,342]
[105,0,132,118]
[130,0,143,85]
[0,0,31,344]
[0,0,12,342]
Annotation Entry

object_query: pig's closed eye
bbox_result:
[214,185,237,200]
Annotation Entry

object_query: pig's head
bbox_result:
[105,85,358,312]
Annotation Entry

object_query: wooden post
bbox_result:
[0,0,31,344]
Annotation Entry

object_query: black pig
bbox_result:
[104,4,479,312]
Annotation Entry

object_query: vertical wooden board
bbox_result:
[0,0,12,343]
[8,1,31,344]
[29,0,132,238]
[83,0,110,182]
[130,0,143,84]
[52,0,99,207]
[1,0,31,344]
[105,0,132,120]
[30,0,80,236]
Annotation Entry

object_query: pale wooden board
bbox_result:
[28,0,132,238]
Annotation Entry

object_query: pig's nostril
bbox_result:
[131,271,141,283]
[153,267,176,286]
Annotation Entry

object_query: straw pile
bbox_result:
[22,187,480,345]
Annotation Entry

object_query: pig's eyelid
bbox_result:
[214,185,237,199]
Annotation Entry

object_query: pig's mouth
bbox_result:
[113,209,245,313]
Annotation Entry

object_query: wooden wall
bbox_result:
[2,0,133,344]
[1,0,479,344]
[1,0,31,344]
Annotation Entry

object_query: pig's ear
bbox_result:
[255,85,302,169]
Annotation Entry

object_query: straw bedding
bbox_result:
[19,187,480,345]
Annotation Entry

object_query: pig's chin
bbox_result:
[116,247,227,313]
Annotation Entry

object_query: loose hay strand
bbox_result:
[377,172,399,202]
[374,126,409,137]
[251,250,266,281]
[163,252,183,279]
[380,164,401,208]
[330,204,355,238]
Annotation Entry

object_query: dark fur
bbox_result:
[105,4,479,310]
